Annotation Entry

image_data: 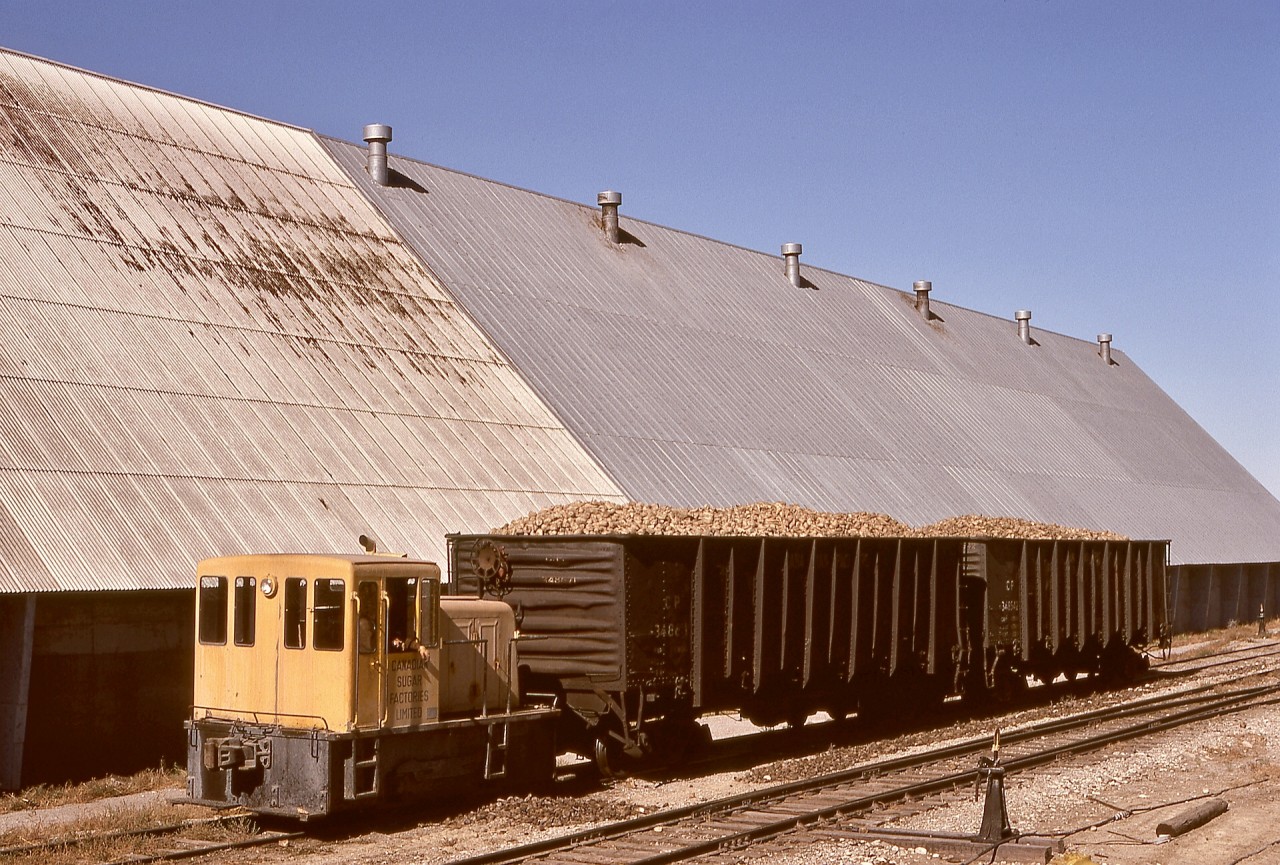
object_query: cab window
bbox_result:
[198,576,227,644]
[313,579,345,651]
[420,579,441,648]
[357,581,378,654]
[386,578,417,650]
[284,578,307,649]
[233,577,256,646]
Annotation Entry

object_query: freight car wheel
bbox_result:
[991,661,1028,703]
[1099,644,1145,685]
[646,717,711,765]
[591,721,626,778]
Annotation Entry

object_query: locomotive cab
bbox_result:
[186,553,556,818]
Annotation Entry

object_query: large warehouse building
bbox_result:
[2,47,1278,789]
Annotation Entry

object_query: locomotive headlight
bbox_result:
[260,576,277,598]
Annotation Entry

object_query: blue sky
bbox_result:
[6,2,1279,498]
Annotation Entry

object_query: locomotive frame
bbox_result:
[185,554,557,818]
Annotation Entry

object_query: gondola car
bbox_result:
[448,533,1168,771]
[185,553,557,818]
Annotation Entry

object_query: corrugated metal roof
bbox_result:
[323,139,1280,566]
[0,48,624,593]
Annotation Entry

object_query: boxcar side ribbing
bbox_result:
[450,532,1169,766]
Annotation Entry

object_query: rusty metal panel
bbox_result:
[927,540,953,676]
[847,538,863,680]
[751,538,766,694]
[802,540,818,687]
[690,539,707,704]
[889,541,903,675]
[723,545,737,679]
[0,48,624,593]
[622,540,694,689]
[450,536,627,685]
[1055,543,1068,652]
[1121,544,1135,643]
[926,545,936,670]
[1102,543,1118,640]
[778,546,793,675]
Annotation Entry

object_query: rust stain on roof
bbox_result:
[0,48,624,593]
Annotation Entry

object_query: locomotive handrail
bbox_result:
[506,635,515,715]
[380,592,390,724]
[349,594,359,730]
[190,705,332,730]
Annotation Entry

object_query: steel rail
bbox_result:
[0,812,301,865]
[607,685,1280,865]
[441,682,1280,865]
[669,645,1280,782]
[97,829,305,865]
[0,814,247,856]
[1153,643,1280,674]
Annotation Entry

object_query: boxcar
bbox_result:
[449,533,1168,770]
[186,554,556,818]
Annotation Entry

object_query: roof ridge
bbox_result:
[320,133,1108,349]
[0,44,312,134]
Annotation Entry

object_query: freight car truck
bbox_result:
[448,533,1168,772]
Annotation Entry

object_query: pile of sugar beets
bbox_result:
[495,501,1127,541]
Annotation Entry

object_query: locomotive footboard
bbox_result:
[186,708,558,819]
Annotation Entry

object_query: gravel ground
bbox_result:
[227,640,1280,865]
[7,639,1276,865]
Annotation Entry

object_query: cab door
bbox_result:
[384,576,441,728]
[355,579,382,729]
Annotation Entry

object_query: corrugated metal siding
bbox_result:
[0,48,624,593]
[324,139,1280,566]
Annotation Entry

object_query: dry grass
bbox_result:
[1170,619,1279,659]
[0,802,174,846]
[0,762,185,815]
[0,759,257,865]
[3,831,187,865]
[0,806,258,865]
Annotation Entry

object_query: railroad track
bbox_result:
[0,812,301,865]
[1152,640,1280,674]
[649,638,1280,784]
[8,643,1272,865]
[444,680,1280,865]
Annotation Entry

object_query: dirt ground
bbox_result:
[5,639,1278,865]
[192,672,1280,865]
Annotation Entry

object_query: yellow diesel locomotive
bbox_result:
[185,553,557,818]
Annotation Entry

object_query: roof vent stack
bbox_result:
[1015,309,1032,345]
[597,191,622,243]
[1098,333,1113,365]
[913,280,932,319]
[363,124,393,187]
[781,243,803,287]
